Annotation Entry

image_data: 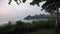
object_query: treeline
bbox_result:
[0,20,60,34]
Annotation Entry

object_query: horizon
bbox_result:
[0,0,49,23]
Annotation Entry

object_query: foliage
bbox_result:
[8,0,26,5]
[0,21,36,34]
[32,20,55,29]
[8,0,60,13]
[0,20,60,34]
[25,29,55,34]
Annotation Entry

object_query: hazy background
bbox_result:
[0,0,48,23]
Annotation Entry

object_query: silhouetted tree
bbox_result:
[8,0,60,31]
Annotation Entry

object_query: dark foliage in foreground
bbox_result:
[0,20,60,34]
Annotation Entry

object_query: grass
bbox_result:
[24,29,56,34]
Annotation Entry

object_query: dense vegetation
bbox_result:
[25,29,56,34]
[0,20,60,34]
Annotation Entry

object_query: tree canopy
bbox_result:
[8,0,60,30]
[8,0,60,13]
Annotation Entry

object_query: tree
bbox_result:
[8,0,60,31]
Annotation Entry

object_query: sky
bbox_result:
[0,0,48,22]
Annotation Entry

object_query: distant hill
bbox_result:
[24,14,50,20]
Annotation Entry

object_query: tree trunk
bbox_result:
[55,0,59,31]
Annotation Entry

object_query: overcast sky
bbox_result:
[0,0,48,22]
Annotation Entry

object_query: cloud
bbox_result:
[0,0,2,2]
[0,0,47,22]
